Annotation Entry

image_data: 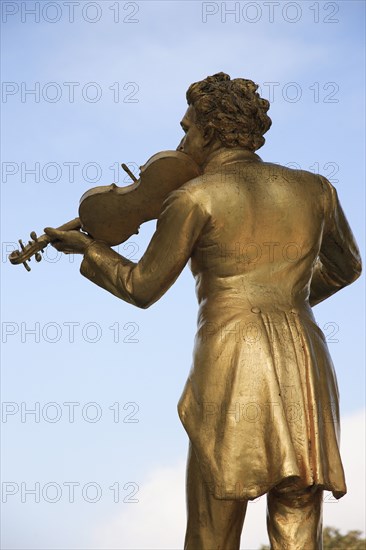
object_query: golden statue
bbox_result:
[12,73,362,549]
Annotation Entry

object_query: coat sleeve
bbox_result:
[309,176,362,307]
[80,188,208,308]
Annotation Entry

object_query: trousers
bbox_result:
[183,443,323,550]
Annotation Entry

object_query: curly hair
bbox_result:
[186,72,271,152]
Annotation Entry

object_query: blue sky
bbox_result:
[1,1,365,548]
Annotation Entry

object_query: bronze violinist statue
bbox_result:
[11,73,362,549]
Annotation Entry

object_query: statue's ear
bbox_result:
[203,125,215,146]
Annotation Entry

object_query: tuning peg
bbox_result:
[23,260,31,272]
[35,252,42,262]
[18,239,25,251]
[30,231,38,241]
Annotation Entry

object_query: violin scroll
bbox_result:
[9,218,81,271]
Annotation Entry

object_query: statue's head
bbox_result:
[184,72,271,155]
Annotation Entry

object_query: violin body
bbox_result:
[79,150,201,246]
[9,150,201,270]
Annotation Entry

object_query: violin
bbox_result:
[9,150,201,271]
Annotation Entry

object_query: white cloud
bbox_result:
[92,409,365,549]
[93,460,187,549]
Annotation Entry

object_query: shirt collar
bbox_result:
[203,147,262,174]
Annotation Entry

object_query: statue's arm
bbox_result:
[309,177,362,307]
[80,188,207,308]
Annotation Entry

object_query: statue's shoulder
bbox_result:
[179,174,208,194]
[174,175,214,213]
[260,161,325,185]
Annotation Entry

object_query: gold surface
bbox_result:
[42,73,362,549]
[80,147,361,502]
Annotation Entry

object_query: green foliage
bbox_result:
[258,527,366,549]
[322,527,366,549]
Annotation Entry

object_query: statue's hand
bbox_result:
[44,227,93,255]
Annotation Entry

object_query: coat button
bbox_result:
[251,307,261,314]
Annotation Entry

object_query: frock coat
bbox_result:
[80,148,361,500]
